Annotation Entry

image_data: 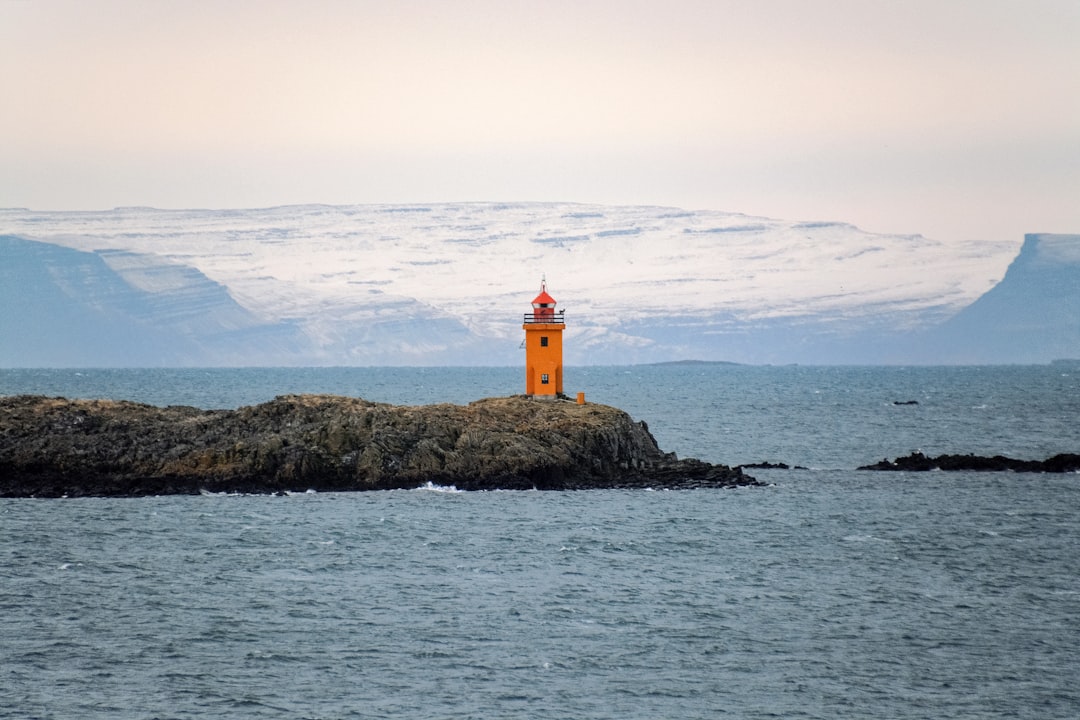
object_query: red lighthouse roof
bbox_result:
[531,280,556,308]
[524,278,565,325]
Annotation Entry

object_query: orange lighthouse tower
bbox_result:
[522,278,565,397]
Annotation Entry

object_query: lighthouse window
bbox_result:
[541,374,550,384]
[540,336,549,347]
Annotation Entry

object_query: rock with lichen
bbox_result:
[0,394,757,497]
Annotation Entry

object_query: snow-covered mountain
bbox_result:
[914,233,1080,364]
[0,236,310,366]
[0,203,1034,366]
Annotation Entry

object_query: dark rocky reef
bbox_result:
[737,461,808,470]
[0,394,757,497]
[859,451,1080,473]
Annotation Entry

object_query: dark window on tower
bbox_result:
[541,374,550,384]
[540,336,549,347]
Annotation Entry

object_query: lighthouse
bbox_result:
[522,279,565,397]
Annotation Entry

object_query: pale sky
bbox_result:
[2,0,1078,247]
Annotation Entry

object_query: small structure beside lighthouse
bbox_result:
[522,279,565,397]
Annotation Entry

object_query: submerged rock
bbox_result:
[739,461,790,470]
[0,394,757,497]
[858,451,1080,473]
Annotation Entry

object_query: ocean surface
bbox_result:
[2,365,1079,719]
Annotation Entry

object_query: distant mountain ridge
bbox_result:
[913,233,1080,364]
[0,236,310,366]
[0,204,1072,366]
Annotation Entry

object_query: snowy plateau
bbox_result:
[0,203,1076,366]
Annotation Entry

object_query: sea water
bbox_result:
[2,365,1079,719]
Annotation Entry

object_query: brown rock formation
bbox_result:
[0,394,757,497]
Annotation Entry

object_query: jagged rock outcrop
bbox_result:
[0,394,757,497]
[859,451,1080,473]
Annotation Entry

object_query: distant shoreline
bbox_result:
[643,359,743,366]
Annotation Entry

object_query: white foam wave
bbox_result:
[416,481,463,493]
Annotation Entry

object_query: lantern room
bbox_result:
[531,284,557,320]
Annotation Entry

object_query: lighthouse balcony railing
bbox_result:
[523,311,565,324]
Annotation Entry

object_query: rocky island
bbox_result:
[0,394,757,497]
[859,451,1080,473]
